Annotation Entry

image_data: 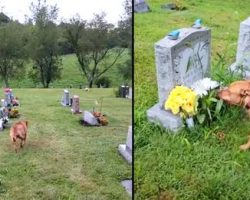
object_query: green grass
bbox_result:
[8,51,130,88]
[0,88,131,199]
[135,0,250,199]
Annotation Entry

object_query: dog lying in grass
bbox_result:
[218,80,250,150]
[218,80,250,110]
[10,120,28,153]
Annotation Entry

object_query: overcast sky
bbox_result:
[0,0,125,25]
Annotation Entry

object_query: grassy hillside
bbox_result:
[8,51,130,88]
[135,0,250,199]
[0,88,131,199]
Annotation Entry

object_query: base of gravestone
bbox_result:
[71,109,82,114]
[118,144,132,164]
[121,180,132,196]
[230,62,250,79]
[61,102,71,107]
[147,103,184,132]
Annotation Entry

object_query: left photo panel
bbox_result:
[0,0,132,199]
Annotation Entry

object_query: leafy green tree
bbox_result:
[0,12,10,24]
[0,22,26,87]
[28,0,62,88]
[117,0,132,82]
[65,13,125,88]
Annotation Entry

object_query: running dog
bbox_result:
[10,120,28,153]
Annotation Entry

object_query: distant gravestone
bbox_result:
[231,17,250,78]
[128,87,132,99]
[118,126,132,163]
[119,125,132,196]
[4,89,12,105]
[121,180,132,196]
[134,0,150,13]
[147,27,211,131]
[61,89,70,106]
[119,85,130,98]
[71,95,82,114]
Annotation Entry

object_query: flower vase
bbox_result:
[186,117,194,128]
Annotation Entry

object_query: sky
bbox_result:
[0,0,125,25]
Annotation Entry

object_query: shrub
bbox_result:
[95,77,111,88]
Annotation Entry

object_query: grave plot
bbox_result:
[60,89,109,126]
[0,88,21,130]
[147,26,211,131]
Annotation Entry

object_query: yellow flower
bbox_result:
[164,85,198,118]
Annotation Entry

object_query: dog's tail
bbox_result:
[25,120,28,127]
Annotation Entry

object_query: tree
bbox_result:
[65,13,125,88]
[0,12,10,24]
[117,0,132,82]
[0,22,26,87]
[28,0,62,88]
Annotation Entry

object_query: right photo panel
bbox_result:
[134,0,250,199]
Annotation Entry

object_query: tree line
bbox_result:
[0,0,131,88]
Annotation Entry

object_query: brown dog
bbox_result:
[218,80,250,150]
[10,120,28,153]
[218,80,250,113]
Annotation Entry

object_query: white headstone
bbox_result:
[1,99,5,107]
[147,27,211,131]
[61,89,70,106]
[231,17,250,78]
[134,0,150,13]
[121,180,132,196]
[83,111,99,125]
[128,87,132,99]
[118,125,132,164]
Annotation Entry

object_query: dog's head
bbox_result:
[217,88,242,106]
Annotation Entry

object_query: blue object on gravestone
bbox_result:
[168,30,180,40]
[192,19,202,28]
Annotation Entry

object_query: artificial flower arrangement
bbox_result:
[165,78,222,127]
[164,85,198,119]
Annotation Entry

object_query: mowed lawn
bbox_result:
[135,0,250,199]
[0,88,131,200]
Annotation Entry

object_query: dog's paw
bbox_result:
[240,144,249,151]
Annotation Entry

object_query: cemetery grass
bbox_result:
[0,88,131,200]
[135,0,250,199]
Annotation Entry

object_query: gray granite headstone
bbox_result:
[134,0,150,13]
[61,89,70,106]
[121,180,132,196]
[118,125,132,164]
[128,87,132,99]
[147,27,211,131]
[231,17,250,78]
[119,125,132,196]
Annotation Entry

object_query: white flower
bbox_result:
[191,78,220,97]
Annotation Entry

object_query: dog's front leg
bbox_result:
[12,141,17,153]
[240,136,250,151]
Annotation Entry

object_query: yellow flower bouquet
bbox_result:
[164,85,198,118]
